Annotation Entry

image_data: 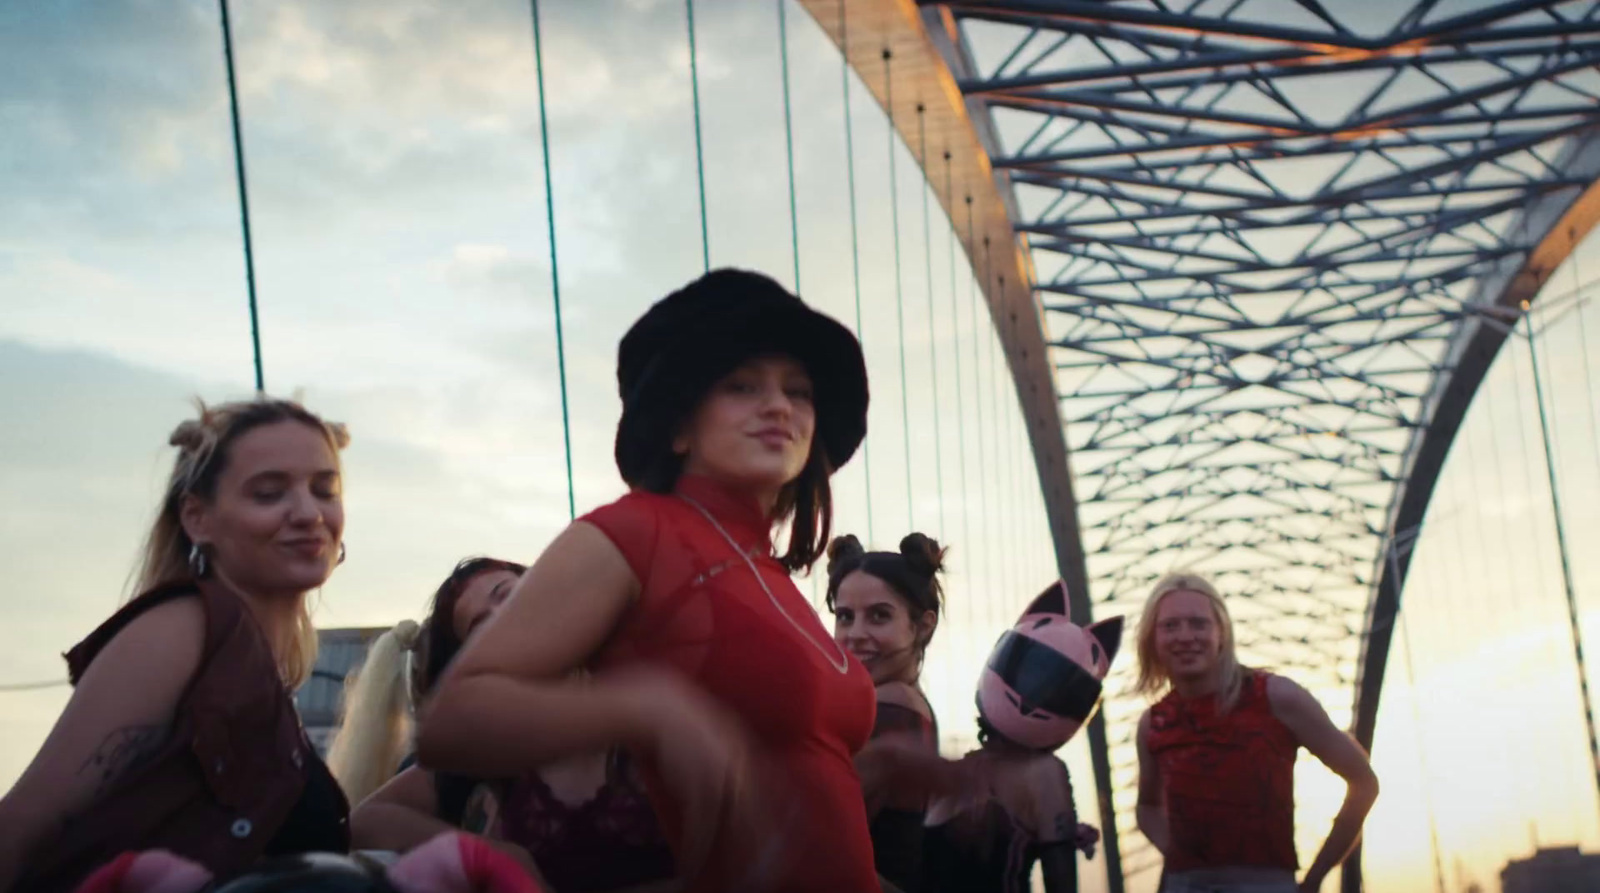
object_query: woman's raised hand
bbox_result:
[614,668,760,883]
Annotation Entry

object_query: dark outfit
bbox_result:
[497,749,675,892]
[262,758,348,858]
[923,803,1057,893]
[867,697,939,893]
[19,581,348,893]
[922,753,1080,893]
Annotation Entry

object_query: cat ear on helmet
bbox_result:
[1019,579,1071,621]
[1087,615,1125,672]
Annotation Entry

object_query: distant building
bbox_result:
[295,626,389,756]
[1501,846,1600,893]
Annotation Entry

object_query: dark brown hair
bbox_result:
[632,399,835,575]
[825,533,947,650]
[410,556,527,705]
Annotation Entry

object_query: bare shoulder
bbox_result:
[512,520,639,604]
[1023,751,1072,788]
[442,520,640,683]
[1264,674,1375,781]
[1265,671,1307,696]
[86,595,206,679]
[875,681,930,717]
[554,520,634,566]
[69,594,207,733]
[1264,672,1350,749]
[7,595,206,816]
[1264,673,1321,717]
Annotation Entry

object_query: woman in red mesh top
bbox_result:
[417,269,880,892]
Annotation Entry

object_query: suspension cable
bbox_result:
[945,152,974,631]
[686,0,709,271]
[915,105,947,538]
[778,0,801,292]
[218,0,263,393]
[967,209,993,629]
[529,0,575,521]
[1525,309,1600,814]
[883,48,915,531]
[839,0,873,542]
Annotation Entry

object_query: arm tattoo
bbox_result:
[79,725,165,795]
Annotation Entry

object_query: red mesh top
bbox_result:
[581,474,879,893]
[1146,669,1300,872]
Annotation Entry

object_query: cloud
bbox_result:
[0,336,607,655]
[440,241,557,306]
[0,336,620,787]
[0,340,225,665]
[0,0,1066,800]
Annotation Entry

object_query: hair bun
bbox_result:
[325,421,352,450]
[899,533,946,578]
[168,418,210,451]
[826,534,866,578]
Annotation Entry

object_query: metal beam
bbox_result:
[926,2,1600,890]
[794,1,1123,885]
[1344,130,1600,893]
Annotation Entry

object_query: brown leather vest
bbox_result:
[18,581,337,892]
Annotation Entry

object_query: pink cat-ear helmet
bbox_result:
[976,580,1124,752]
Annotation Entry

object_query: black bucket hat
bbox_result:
[614,268,869,490]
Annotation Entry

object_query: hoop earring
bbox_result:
[337,542,347,566]
[188,543,210,579]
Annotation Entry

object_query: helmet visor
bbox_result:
[986,630,1103,721]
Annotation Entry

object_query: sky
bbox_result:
[0,0,1079,878]
[3,2,1600,892]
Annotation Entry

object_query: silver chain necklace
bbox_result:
[679,495,850,675]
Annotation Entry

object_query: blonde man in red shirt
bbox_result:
[1134,573,1378,893]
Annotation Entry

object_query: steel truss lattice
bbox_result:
[922,0,1600,886]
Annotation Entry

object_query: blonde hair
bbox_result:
[327,620,422,806]
[1134,571,1244,713]
[132,397,350,689]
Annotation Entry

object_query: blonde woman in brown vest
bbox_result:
[0,398,353,893]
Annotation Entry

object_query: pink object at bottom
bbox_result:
[70,833,546,893]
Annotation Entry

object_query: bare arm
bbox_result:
[1030,757,1083,893]
[0,598,205,892]
[352,767,543,882]
[416,522,654,774]
[1134,710,1170,857]
[1268,676,1379,892]
[350,766,453,852]
[417,521,757,881]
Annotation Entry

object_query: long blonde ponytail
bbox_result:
[326,619,423,805]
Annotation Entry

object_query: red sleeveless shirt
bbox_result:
[1146,670,1299,872]
[582,474,879,893]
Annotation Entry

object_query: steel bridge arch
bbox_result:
[796,1,1600,890]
